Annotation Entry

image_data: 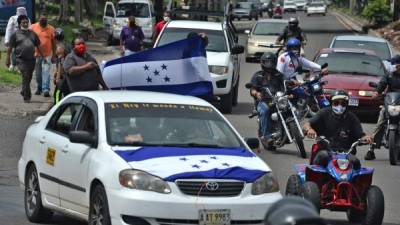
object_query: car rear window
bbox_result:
[316,52,386,76]
[332,40,391,60]
[157,27,227,52]
[253,22,287,35]
[116,3,150,18]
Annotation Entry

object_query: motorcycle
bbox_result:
[369,81,400,165]
[246,80,307,158]
[286,137,385,225]
[272,7,283,19]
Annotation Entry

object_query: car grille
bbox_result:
[176,180,245,197]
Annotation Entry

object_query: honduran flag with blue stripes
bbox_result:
[102,36,213,97]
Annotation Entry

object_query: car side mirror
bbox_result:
[245,30,250,34]
[321,62,328,69]
[245,138,259,149]
[369,81,378,88]
[69,131,98,147]
[231,45,244,55]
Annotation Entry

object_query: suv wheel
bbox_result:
[220,91,233,114]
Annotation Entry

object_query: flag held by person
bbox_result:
[102,36,212,97]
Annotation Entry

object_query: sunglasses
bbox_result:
[332,100,347,106]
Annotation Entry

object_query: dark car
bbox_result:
[233,2,259,20]
[314,48,386,115]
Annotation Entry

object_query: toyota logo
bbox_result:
[205,182,219,191]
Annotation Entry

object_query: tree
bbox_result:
[394,0,400,21]
[74,0,82,23]
[58,0,70,24]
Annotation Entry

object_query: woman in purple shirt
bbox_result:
[119,16,145,56]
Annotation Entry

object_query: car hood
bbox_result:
[322,74,381,90]
[249,35,279,44]
[206,51,230,66]
[113,146,270,182]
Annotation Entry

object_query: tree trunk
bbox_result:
[58,0,70,24]
[74,0,82,23]
[394,0,400,21]
[154,0,163,21]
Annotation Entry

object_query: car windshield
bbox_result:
[157,28,227,52]
[105,103,243,148]
[316,52,386,76]
[236,2,252,9]
[116,3,149,18]
[253,22,287,35]
[332,40,391,60]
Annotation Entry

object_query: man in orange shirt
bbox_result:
[31,13,56,97]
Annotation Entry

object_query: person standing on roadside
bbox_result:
[4,7,31,71]
[64,37,108,93]
[119,16,144,56]
[152,11,170,43]
[53,28,72,104]
[31,13,56,97]
[6,15,41,103]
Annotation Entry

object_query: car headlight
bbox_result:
[251,172,280,195]
[277,96,288,109]
[358,90,376,97]
[336,159,350,170]
[248,41,258,47]
[209,66,228,75]
[388,105,400,116]
[119,169,171,194]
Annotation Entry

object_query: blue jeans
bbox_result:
[257,102,271,138]
[35,56,52,93]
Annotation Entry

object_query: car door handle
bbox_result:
[62,145,69,153]
[39,136,46,144]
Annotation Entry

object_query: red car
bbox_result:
[314,48,386,115]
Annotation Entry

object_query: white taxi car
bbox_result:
[18,91,282,225]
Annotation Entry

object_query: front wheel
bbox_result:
[302,181,320,213]
[220,90,233,114]
[89,185,112,225]
[388,130,399,165]
[288,121,306,158]
[362,185,385,225]
[286,174,302,196]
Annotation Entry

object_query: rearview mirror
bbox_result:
[231,45,244,55]
[245,30,250,34]
[369,81,378,88]
[245,138,259,149]
[69,131,98,147]
[321,63,328,69]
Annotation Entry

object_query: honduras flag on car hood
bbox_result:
[113,146,270,182]
[102,36,213,97]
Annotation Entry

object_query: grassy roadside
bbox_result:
[0,65,21,86]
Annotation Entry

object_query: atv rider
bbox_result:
[249,52,285,147]
[303,90,373,169]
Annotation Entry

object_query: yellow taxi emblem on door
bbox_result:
[46,148,56,166]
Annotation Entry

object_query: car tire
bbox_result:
[363,185,385,225]
[323,13,326,16]
[285,174,302,196]
[106,34,114,46]
[89,184,112,225]
[255,16,259,20]
[307,14,310,16]
[220,90,233,114]
[347,208,364,223]
[24,165,53,223]
[232,78,239,106]
[302,181,320,213]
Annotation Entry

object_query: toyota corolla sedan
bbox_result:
[314,48,386,115]
[18,91,282,225]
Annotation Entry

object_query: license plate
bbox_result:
[349,98,359,106]
[199,209,231,225]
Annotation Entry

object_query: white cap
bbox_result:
[16,7,27,16]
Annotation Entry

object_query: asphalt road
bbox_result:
[0,11,399,225]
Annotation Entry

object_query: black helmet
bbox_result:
[264,197,326,225]
[390,54,400,65]
[288,17,299,29]
[54,28,64,41]
[260,52,277,72]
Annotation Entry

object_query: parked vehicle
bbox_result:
[286,137,385,225]
[0,0,34,34]
[369,82,400,165]
[245,19,288,62]
[232,2,259,20]
[294,0,307,11]
[283,0,297,13]
[314,48,386,115]
[103,0,156,46]
[246,81,307,158]
[246,0,264,16]
[306,2,327,16]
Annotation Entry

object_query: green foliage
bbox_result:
[0,66,21,86]
[362,0,391,25]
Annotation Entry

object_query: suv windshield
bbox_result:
[253,22,287,35]
[332,40,391,60]
[316,52,386,76]
[236,2,252,9]
[157,28,227,52]
[116,3,149,18]
[105,103,243,148]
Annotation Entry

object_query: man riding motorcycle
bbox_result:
[303,90,373,168]
[276,18,307,48]
[276,38,326,81]
[365,55,400,160]
[249,52,284,146]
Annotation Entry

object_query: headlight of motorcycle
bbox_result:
[119,170,171,194]
[251,172,280,195]
[358,90,376,97]
[209,66,228,75]
[277,96,288,109]
[336,158,350,170]
[388,105,400,116]
[248,41,258,47]
[312,83,321,92]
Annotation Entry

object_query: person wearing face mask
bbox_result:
[63,37,108,93]
[303,90,373,168]
[31,13,56,97]
[6,15,41,103]
[119,16,145,56]
[152,11,170,44]
[4,7,31,71]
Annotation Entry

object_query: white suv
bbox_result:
[154,20,244,113]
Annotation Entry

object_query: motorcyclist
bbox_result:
[266,1,274,18]
[249,52,284,147]
[303,90,373,169]
[273,4,283,17]
[365,55,400,160]
[275,17,307,46]
[276,38,326,81]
